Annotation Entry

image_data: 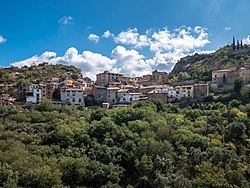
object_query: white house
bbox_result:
[180,85,194,100]
[118,89,143,103]
[167,88,180,100]
[60,88,84,105]
[167,85,194,101]
[26,85,42,104]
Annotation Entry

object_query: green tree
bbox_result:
[35,100,55,112]
[234,78,244,94]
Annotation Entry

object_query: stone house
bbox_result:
[106,87,119,104]
[193,84,209,100]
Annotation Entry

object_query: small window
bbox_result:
[79,98,81,102]
[72,98,75,102]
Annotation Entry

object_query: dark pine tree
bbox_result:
[232,36,236,50]
[237,40,240,50]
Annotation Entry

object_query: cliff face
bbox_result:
[170,45,250,81]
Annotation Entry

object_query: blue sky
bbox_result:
[0,0,250,79]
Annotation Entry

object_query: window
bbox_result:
[72,98,75,102]
[79,98,81,103]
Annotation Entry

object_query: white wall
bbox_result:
[118,92,142,103]
[61,90,84,105]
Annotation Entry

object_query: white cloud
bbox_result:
[149,26,209,55]
[0,35,7,43]
[59,16,74,25]
[102,30,114,38]
[243,36,250,45]
[12,51,56,67]
[12,48,115,80]
[12,26,211,80]
[111,46,152,76]
[88,34,99,43]
[225,26,231,31]
[114,28,139,46]
[113,28,150,48]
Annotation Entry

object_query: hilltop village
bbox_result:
[0,61,249,108]
[1,39,250,107]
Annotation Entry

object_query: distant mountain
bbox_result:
[170,45,250,81]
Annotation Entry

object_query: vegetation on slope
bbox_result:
[0,63,82,94]
[0,98,249,187]
[170,45,250,82]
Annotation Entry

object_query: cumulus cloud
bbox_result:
[88,34,99,43]
[12,52,56,67]
[12,48,115,80]
[102,30,114,38]
[113,28,149,48]
[0,35,7,43]
[149,26,209,55]
[111,46,152,76]
[59,16,74,25]
[12,26,211,80]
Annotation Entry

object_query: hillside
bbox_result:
[170,45,250,81]
[0,63,83,94]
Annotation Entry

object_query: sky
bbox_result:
[0,0,250,79]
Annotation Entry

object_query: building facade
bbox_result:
[193,84,209,100]
[106,87,119,104]
[118,90,143,104]
[26,85,42,104]
[96,71,123,86]
[93,86,107,103]
[60,88,84,105]
[212,65,250,87]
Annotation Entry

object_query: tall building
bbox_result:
[96,71,123,86]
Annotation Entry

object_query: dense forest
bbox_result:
[0,97,250,187]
